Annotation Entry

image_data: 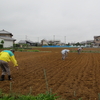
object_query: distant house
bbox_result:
[41,39,61,46]
[80,40,94,47]
[18,40,34,45]
[49,40,61,45]
[94,36,100,47]
[41,39,48,45]
[18,40,41,46]
[0,29,16,48]
[86,40,94,47]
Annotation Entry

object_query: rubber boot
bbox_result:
[8,75,12,80]
[0,75,5,81]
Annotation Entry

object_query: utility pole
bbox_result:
[53,35,55,45]
[53,35,55,41]
[25,35,27,40]
[64,36,66,45]
[38,37,39,43]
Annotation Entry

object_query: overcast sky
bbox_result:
[0,0,100,43]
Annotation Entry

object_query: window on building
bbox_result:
[96,39,99,41]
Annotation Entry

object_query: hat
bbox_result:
[10,49,15,53]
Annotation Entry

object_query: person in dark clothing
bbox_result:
[77,47,82,54]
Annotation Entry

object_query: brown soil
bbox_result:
[0,48,100,100]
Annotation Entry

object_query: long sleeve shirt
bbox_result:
[61,49,70,54]
[0,50,18,67]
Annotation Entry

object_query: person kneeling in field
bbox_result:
[0,49,19,81]
[61,49,70,60]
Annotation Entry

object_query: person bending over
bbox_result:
[0,49,19,81]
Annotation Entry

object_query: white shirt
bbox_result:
[78,47,82,50]
[61,49,70,54]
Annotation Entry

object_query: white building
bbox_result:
[0,29,16,48]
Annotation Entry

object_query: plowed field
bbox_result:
[0,48,100,100]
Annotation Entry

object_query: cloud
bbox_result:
[0,0,100,43]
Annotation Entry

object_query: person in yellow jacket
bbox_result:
[0,49,19,81]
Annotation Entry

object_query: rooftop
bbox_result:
[18,40,34,44]
[0,36,16,41]
[0,29,13,36]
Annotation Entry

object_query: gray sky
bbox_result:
[0,0,100,43]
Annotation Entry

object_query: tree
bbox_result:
[1,40,4,44]
[75,42,81,46]
[0,40,4,48]
[67,42,71,46]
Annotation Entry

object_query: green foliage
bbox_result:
[18,49,25,52]
[75,42,81,46]
[17,49,40,52]
[66,43,71,46]
[0,44,3,48]
[48,43,53,46]
[0,91,59,100]
[35,93,58,100]
[16,95,35,100]
[1,40,4,44]
[70,50,100,53]
[27,50,40,52]
[13,44,20,48]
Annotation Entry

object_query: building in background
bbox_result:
[94,36,100,47]
[0,29,16,48]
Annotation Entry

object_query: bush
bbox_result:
[0,44,3,48]
[0,90,59,100]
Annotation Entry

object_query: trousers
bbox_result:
[62,53,67,59]
[0,60,10,75]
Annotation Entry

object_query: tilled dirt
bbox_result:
[0,48,100,100]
